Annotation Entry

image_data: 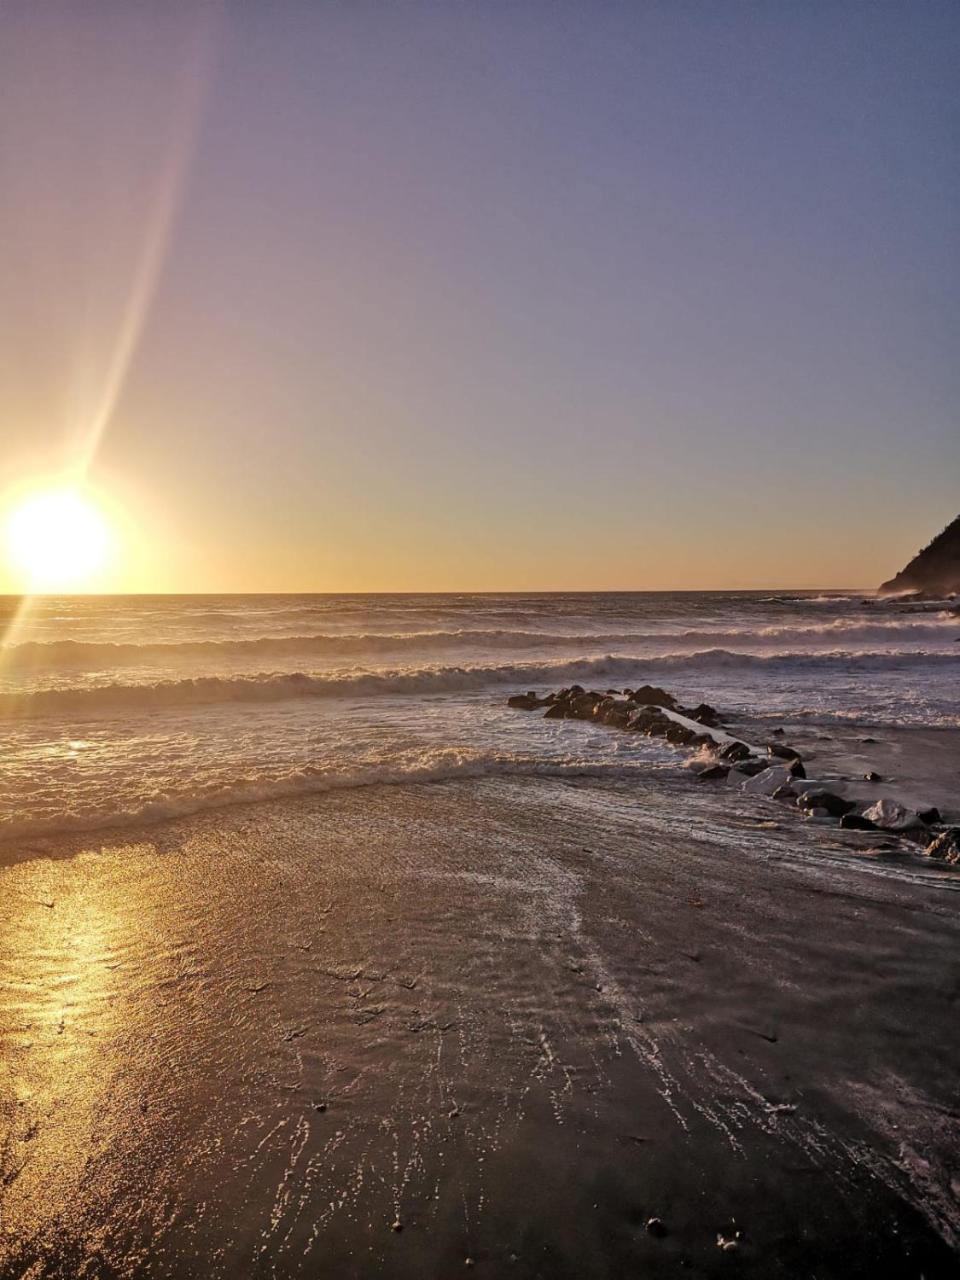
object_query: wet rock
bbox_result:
[629,684,677,709]
[508,692,545,710]
[864,771,883,783]
[646,1217,667,1238]
[737,758,771,777]
[862,798,921,831]
[741,765,794,796]
[839,813,877,831]
[543,702,569,719]
[767,742,801,762]
[665,722,697,745]
[719,741,751,763]
[918,806,942,825]
[696,764,730,782]
[772,784,797,803]
[596,698,634,728]
[925,828,960,863]
[688,702,722,727]
[796,790,854,818]
[628,706,670,735]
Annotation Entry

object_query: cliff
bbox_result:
[879,513,960,595]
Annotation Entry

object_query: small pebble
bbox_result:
[391,1220,402,1232]
[646,1217,667,1238]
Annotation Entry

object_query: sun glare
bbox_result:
[4,488,113,592]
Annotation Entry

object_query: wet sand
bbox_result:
[1,775,959,1278]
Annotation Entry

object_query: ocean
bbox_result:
[3,591,960,1277]
[1,590,957,843]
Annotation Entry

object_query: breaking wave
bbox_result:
[2,617,956,667]
[0,751,659,842]
[3,649,958,719]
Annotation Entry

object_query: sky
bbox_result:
[0,0,957,592]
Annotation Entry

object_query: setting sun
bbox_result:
[3,488,113,592]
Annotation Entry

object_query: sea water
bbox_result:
[1,591,957,840]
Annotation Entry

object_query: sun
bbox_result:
[4,487,114,592]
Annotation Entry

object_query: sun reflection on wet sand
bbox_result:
[0,854,140,1263]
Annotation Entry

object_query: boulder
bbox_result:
[861,798,921,831]
[597,699,634,728]
[696,763,729,782]
[918,806,942,825]
[508,692,545,711]
[796,789,855,818]
[719,741,751,763]
[543,702,568,720]
[665,722,697,745]
[839,813,877,831]
[628,706,670,735]
[767,743,802,762]
[629,684,677,709]
[687,703,722,727]
[925,828,960,864]
[741,765,794,796]
[737,758,771,777]
[568,693,603,719]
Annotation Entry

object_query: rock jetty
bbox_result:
[507,683,957,862]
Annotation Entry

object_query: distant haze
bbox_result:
[1,1,957,592]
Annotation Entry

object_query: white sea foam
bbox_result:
[0,750,659,842]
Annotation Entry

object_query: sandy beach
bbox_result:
[2,772,958,1278]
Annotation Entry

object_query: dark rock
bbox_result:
[628,706,670,735]
[737,758,770,777]
[772,785,797,803]
[696,764,729,782]
[864,771,882,783]
[860,737,878,744]
[665,722,697,746]
[719,741,751,763]
[567,693,603,719]
[629,684,677,709]
[788,758,806,779]
[688,703,722,727]
[796,790,855,818]
[508,693,545,710]
[543,702,568,719]
[839,813,877,831]
[646,1217,668,1238]
[918,806,942,825]
[771,727,785,736]
[925,828,960,864]
[767,742,801,762]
